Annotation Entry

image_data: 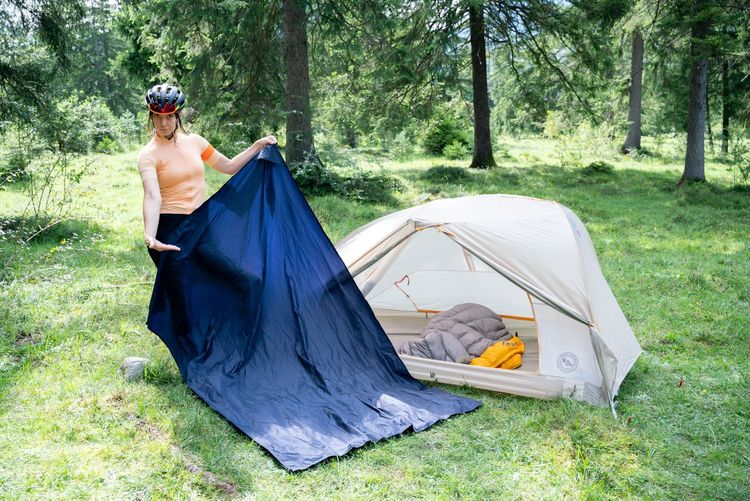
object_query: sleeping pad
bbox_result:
[145,144,481,471]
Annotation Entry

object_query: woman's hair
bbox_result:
[147,110,188,137]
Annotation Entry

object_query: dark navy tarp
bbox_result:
[146,144,481,471]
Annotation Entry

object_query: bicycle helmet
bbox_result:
[145,83,186,114]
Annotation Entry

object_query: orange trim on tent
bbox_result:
[415,308,534,322]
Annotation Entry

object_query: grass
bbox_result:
[0,135,748,499]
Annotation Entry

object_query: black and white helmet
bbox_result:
[145,83,186,114]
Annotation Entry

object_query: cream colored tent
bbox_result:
[334,194,641,412]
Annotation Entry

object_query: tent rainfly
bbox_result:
[335,194,642,413]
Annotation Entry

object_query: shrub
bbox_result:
[728,134,750,187]
[422,115,470,155]
[390,130,415,161]
[542,110,564,139]
[288,146,403,203]
[442,140,470,160]
[1,149,31,183]
[555,121,618,168]
[118,111,140,147]
[582,161,614,175]
[288,153,339,196]
[421,165,471,184]
[337,170,403,204]
[87,99,123,152]
[94,136,118,154]
[492,141,512,159]
[34,94,125,155]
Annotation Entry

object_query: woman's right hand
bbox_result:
[145,236,181,252]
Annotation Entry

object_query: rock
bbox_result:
[120,357,149,381]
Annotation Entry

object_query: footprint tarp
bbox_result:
[146,144,480,471]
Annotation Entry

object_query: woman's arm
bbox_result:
[221,141,265,175]
[137,150,180,251]
[201,135,277,175]
[142,177,161,240]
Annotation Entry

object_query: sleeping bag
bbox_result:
[397,303,512,363]
[470,335,525,369]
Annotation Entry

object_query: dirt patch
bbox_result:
[185,462,238,497]
[125,412,165,441]
[104,391,125,405]
[13,330,41,347]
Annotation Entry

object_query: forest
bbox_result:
[1,0,748,499]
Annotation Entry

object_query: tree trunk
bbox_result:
[344,125,357,148]
[681,0,710,184]
[284,0,320,168]
[706,88,713,151]
[468,1,496,169]
[622,29,643,152]
[721,58,729,156]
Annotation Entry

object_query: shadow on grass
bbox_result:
[399,161,749,214]
[0,215,98,244]
[148,372,529,485]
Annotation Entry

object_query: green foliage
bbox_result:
[0,149,32,183]
[117,111,141,147]
[556,121,619,168]
[95,137,118,154]
[390,130,416,161]
[582,160,615,175]
[317,138,359,171]
[288,144,403,204]
[0,0,85,120]
[491,140,513,160]
[420,165,471,184]
[40,95,97,154]
[442,140,471,160]
[422,115,470,155]
[542,110,564,139]
[34,94,126,155]
[336,170,403,204]
[288,154,339,197]
[113,0,285,140]
[727,133,750,187]
[2,139,749,498]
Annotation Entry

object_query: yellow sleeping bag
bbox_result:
[470,335,525,369]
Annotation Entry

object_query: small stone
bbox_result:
[120,357,149,381]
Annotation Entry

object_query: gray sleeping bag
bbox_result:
[397,303,512,364]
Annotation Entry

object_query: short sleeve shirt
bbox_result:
[137,132,218,214]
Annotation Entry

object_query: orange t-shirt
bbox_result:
[136,132,221,214]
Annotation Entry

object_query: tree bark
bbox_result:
[721,58,729,156]
[469,1,496,169]
[344,125,357,148]
[284,0,320,168]
[622,29,644,152]
[706,88,713,151]
[681,0,710,184]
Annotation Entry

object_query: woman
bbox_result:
[137,82,277,267]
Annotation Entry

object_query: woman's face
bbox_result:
[152,112,177,137]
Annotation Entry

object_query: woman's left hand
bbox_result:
[257,135,277,147]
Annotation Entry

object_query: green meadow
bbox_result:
[1,137,748,499]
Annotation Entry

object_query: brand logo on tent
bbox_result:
[557,352,578,373]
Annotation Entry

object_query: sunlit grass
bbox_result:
[0,135,748,499]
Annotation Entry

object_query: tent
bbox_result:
[146,145,480,472]
[334,194,642,412]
